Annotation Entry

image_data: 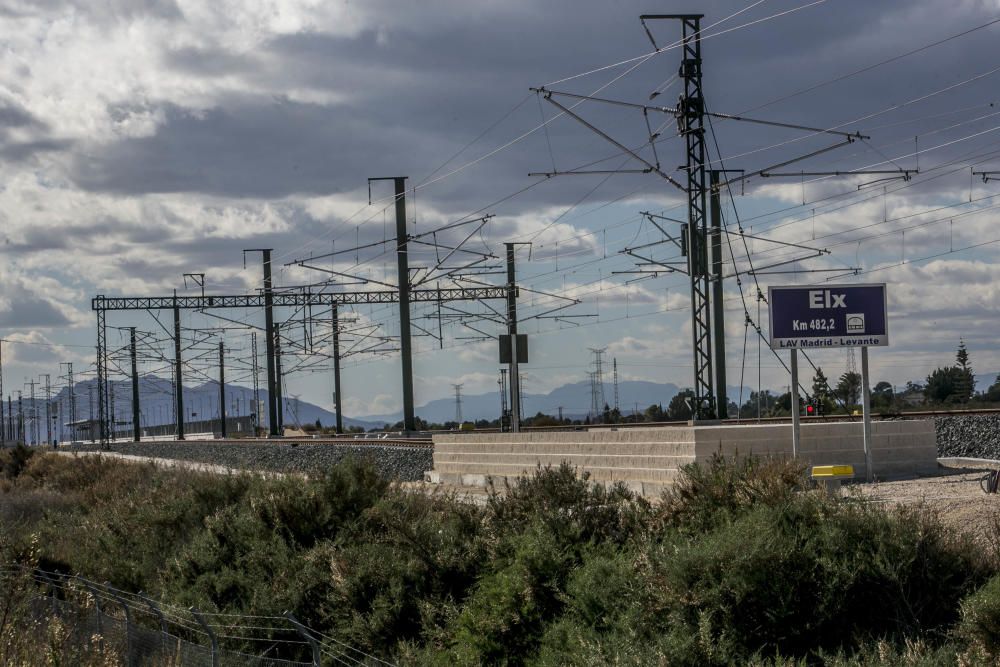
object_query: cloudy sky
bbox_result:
[1,0,999,420]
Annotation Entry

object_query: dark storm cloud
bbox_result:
[0,216,166,254]
[71,100,449,198]
[1,137,72,162]
[0,283,71,327]
[0,100,41,129]
[63,1,1000,216]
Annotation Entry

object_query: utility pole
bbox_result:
[109,380,116,442]
[505,243,522,433]
[245,249,279,437]
[370,176,415,432]
[42,374,51,446]
[498,369,508,432]
[87,385,94,442]
[173,298,185,440]
[251,331,261,435]
[96,306,108,446]
[558,405,564,422]
[27,379,37,445]
[331,303,343,434]
[130,328,140,442]
[61,363,75,443]
[17,391,23,444]
[275,321,284,434]
[453,384,463,425]
[665,13,714,420]
[218,340,227,438]
[710,170,728,419]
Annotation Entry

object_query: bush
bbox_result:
[0,444,35,480]
[639,496,988,664]
[0,451,996,665]
[448,521,573,664]
[958,573,1000,660]
[485,463,652,549]
[330,489,486,655]
[656,453,808,534]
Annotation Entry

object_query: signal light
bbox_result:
[806,404,815,416]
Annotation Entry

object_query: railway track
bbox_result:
[83,407,996,447]
[420,406,1000,434]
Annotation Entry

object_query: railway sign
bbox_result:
[768,283,888,350]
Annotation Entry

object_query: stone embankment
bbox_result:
[45,414,1000,484]
[67,440,432,481]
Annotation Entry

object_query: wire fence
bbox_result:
[1,565,394,667]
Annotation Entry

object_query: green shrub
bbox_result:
[0,444,35,480]
[0,451,995,665]
[448,521,573,664]
[639,496,988,664]
[656,453,808,534]
[485,463,652,549]
[329,489,486,656]
[957,573,1000,660]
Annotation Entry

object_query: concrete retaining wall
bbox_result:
[428,420,938,496]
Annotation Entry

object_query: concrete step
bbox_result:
[434,441,696,456]
[431,461,683,483]
[433,452,695,468]
[424,470,675,497]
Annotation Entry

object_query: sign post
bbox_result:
[768,284,888,481]
[790,348,800,458]
[860,346,873,482]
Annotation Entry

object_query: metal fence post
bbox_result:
[190,607,218,667]
[80,579,103,650]
[105,583,134,667]
[139,591,169,655]
[284,611,321,666]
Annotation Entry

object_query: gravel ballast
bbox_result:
[935,414,1000,460]
[66,441,432,481]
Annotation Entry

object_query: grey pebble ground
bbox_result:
[935,414,1000,459]
[67,441,433,481]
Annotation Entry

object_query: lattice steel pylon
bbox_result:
[588,370,601,422]
[96,308,108,447]
[453,383,463,424]
[589,347,607,410]
[533,15,880,421]
[660,14,714,419]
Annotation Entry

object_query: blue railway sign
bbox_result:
[768,284,888,350]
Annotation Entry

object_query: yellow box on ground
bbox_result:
[811,465,854,479]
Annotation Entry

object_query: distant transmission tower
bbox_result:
[588,347,607,410]
[453,384,463,424]
[613,357,620,412]
[847,348,857,376]
[588,371,601,422]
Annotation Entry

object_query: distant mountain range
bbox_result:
[8,376,383,432]
[356,380,756,424]
[5,371,994,437]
